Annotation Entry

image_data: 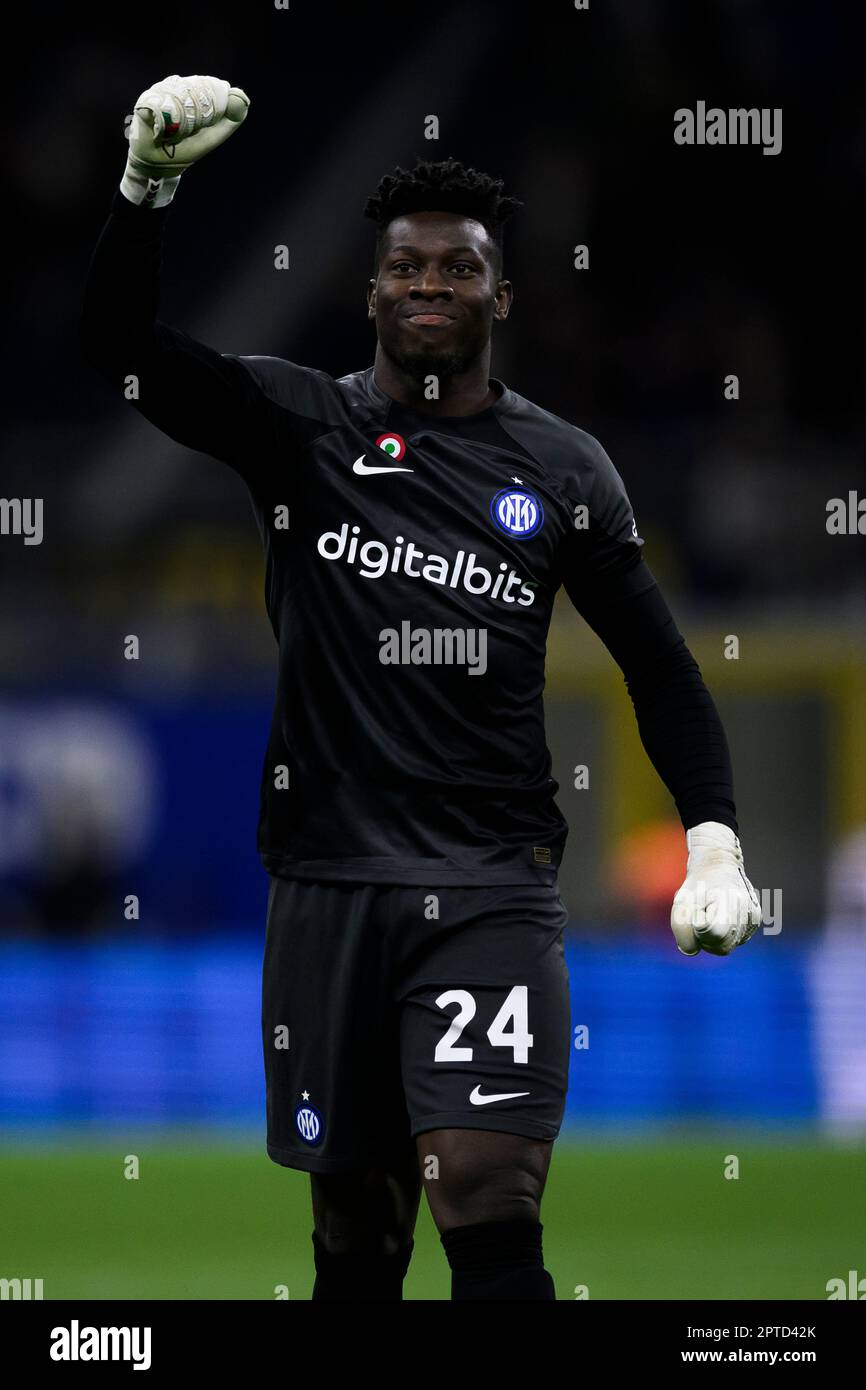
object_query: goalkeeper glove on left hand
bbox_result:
[670,821,762,957]
[121,73,250,209]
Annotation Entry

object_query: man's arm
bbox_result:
[561,516,762,957]
[80,189,276,477]
[563,528,738,835]
[79,73,278,484]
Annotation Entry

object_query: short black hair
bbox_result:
[363,156,522,275]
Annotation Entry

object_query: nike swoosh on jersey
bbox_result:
[352,454,414,475]
[469,1085,531,1106]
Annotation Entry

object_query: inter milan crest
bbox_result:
[490,487,544,539]
[295,1092,325,1146]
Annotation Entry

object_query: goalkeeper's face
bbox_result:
[367,211,512,382]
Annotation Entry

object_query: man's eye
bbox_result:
[391,261,416,272]
[451,262,476,274]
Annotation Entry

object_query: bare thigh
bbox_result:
[416,1127,554,1233]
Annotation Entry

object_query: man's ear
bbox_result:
[366,278,377,319]
[494,280,514,322]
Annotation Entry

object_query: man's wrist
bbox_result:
[120,156,183,209]
[685,820,743,863]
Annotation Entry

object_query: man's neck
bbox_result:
[373,347,499,417]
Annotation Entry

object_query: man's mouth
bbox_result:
[403,312,455,327]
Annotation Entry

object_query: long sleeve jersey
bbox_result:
[80,188,738,886]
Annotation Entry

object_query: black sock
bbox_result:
[440,1217,555,1300]
[311,1231,414,1300]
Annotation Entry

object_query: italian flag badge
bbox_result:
[375,432,406,462]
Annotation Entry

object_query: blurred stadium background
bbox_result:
[2,0,864,1298]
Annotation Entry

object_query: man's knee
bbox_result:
[311,1155,420,1256]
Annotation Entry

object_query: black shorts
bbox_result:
[261,876,572,1172]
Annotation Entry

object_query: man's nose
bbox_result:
[409,273,453,299]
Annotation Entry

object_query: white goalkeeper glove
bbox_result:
[670,821,762,957]
[121,73,250,209]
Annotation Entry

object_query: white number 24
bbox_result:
[434,986,533,1065]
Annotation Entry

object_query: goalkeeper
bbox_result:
[81,74,762,1302]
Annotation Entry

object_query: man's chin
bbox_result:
[387,342,473,383]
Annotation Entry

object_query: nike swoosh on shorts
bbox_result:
[469,1085,531,1106]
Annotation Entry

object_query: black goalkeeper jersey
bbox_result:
[81,188,739,886]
